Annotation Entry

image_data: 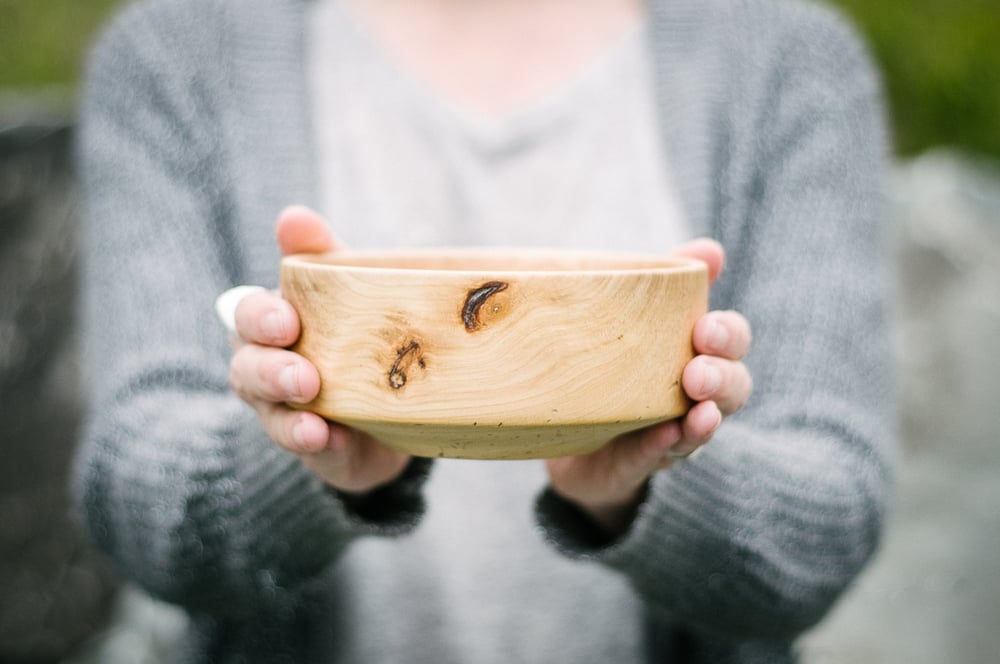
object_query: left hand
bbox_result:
[545,239,752,535]
[225,206,412,495]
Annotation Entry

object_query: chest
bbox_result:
[307,0,691,253]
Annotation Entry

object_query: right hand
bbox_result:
[228,206,412,494]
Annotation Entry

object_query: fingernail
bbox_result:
[262,311,285,341]
[708,402,723,434]
[702,364,721,395]
[279,364,301,399]
[708,318,729,350]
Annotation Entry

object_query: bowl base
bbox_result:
[338,417,670,460]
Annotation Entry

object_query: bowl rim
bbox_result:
[281,247,707,279]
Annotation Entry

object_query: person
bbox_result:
[73,0,895,661]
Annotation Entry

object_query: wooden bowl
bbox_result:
[280,249,708,459]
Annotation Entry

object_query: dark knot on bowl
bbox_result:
[462,281,509,332]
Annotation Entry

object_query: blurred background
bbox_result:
[1,1,998,662]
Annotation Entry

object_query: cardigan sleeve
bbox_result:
[72,3,430,619]
[535,3,896,643]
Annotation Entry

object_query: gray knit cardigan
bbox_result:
[75,0,895,661]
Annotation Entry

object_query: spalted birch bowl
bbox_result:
[280,249,708,460]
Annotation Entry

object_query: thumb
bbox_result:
[671,237,725,285]
[276,205,344,256]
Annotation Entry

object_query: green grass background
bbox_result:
[0,0,121,90]
[1,0,998,158]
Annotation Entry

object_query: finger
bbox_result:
[234,290,301,347]
[670,400,723,457]
[297,424,354,481]
[682,355,752,416]
[298,424,412,494]
[276,205,343,256]
[215,285,266,341]
[670,237,725,284]
[230,344,321,405]
[573,420,684,487]
[545,421,687,535]
[256,402,330,455]
[631,420,685,471]
[325,423,410,475]
[692,310,752,360]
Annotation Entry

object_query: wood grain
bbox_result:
[280,249,708,459]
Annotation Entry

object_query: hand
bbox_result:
[545,239,752,535]
[227,206,411,494]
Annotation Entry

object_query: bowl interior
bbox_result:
[284,248,702,275]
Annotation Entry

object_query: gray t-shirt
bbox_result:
[306,3,689,661]
[308,0,690,251]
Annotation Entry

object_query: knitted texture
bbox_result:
[74,0,895,661]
